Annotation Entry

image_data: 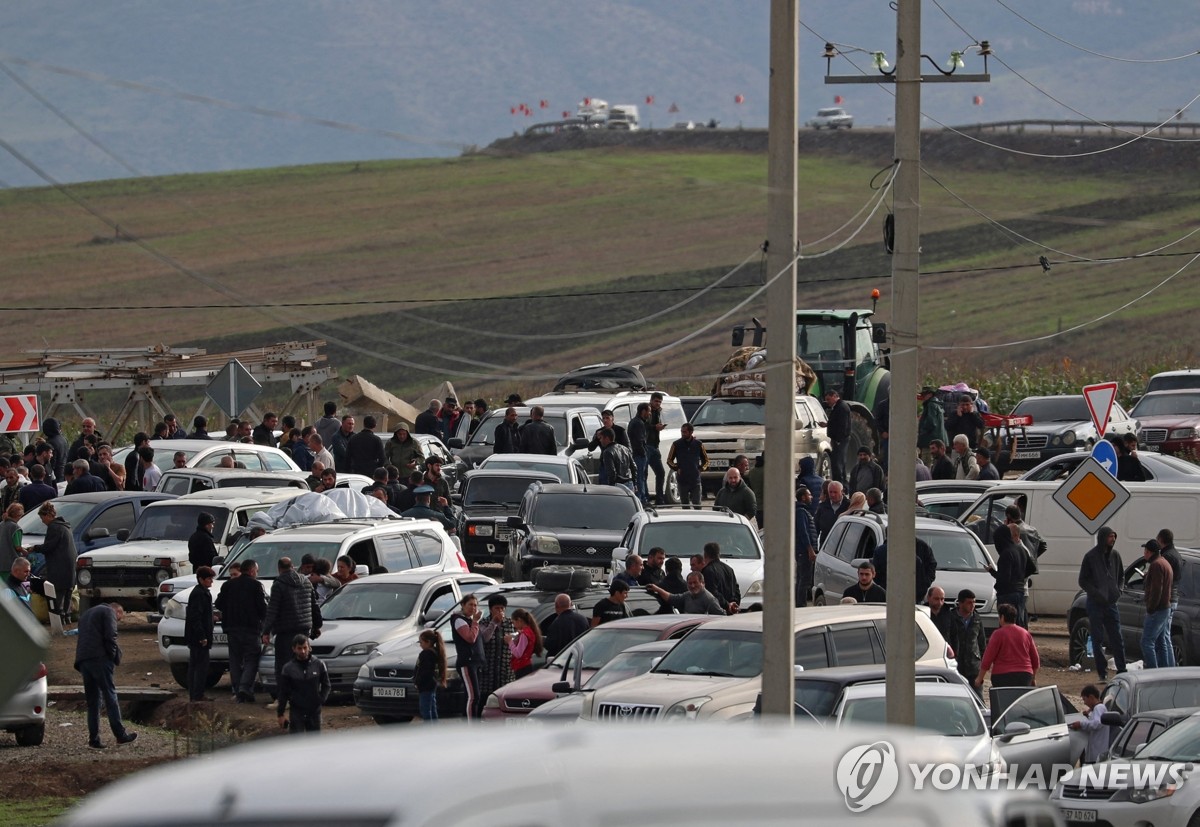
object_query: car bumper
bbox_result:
[461,535,512,563]
[522,555,611,575]
[1052,790,1192,827]
[1005,445,1087,470]
[158,618,231,662]
[0,678,47,730]
[259,653,365,694]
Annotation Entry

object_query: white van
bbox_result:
[960,481,1200,616]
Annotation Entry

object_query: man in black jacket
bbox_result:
[493,407,521,454]
[348,415,386,476]
[252,413,278,447]
[262,557,322,681]
[188,513,219,569]
[823,389,852,485]
[543,593,590,656]
[1078,526,1127,681]
[215,557,267,703]
[928,439,955,480]
[992,517,1028,628]
[700,542,740,614]
[814,481,849,543]
[75,602,137,748]
[185,566,216,701]
[518,406,557,455]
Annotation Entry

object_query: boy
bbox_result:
[277,634,330,734]
[1069,684,1111,763]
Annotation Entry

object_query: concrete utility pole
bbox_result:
[761,0,798,717]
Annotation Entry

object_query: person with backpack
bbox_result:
[416,629,447,722]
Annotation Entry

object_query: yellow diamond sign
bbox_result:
[1052,455,1131,534]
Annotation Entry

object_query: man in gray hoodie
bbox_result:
[1078,526,1127,681]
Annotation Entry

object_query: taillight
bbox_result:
[76,557,92,570]
[33,662,47,680]
[153,557,172,568]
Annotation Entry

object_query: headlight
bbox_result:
[664,696,712,720]
[1062,431,1076,446]
[745,580,764,596]
[1127,784,1179,804]
[469,524,494,538]
[744,439,764,453]
[529,534,561,554]
[154,569,171,583]
[484,694,500,709]
[163,598,186,620]
[76,568,93,587]
[340,642,378,657]
[1170,428,1199,440]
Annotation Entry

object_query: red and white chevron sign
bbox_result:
[0,395,39,433]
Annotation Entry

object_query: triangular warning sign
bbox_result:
[1083,382,1118,437]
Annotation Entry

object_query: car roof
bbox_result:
[634,506,755,524]
[586,614,706,632]
[698,604,891,632]
[462,468,562,482]
[840,682,974,701]
[1137,389,1200,399]
[262,520,416,539]
[532,482,635,497]
[1115,667,1200,686]
[162,467,302,477]
[481,453,574,465]
[794,663,962,685]
[49,491,175,504]
[172,488,304,505]
[838,508,972,532]
[335,570,493,587]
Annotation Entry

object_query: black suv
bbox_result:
[454,468,559,569]
[502,482,642,581]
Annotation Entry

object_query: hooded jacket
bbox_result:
[797,456,823,505]
[263,568,322,636]
[41,418,69,483]
[1078,527,1123,606]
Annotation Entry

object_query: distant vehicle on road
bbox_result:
[806,107,853,129]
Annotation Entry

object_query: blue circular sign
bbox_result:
[1091,440,1118,478]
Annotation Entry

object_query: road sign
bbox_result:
[1083,382,1118,436]
[1052,455,1131,534]
[1091,439,1118,478]
[206,359,262,419]
[0,394,38,433]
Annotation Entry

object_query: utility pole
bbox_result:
[761,0,798,717]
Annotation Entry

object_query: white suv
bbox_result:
[806,107,853,129]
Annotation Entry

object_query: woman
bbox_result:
[29,502,78,616]
[505,608,544,679]
[847,491,867,512]
[0,502,24,579]
[384,425,421,474]
[333,555,358,585]
[449,594,485,720]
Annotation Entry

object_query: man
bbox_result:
[1069,685,1112,763]
[394,470,423,511]
[993,511,1028,628]
[946,395,984,451]
[124,432,150,491]
[401,485,456,532]
[865,487,886,515]
[315,401,341,448]
[795,490,819,607]
[74,601,137,748]
[41,418,68,483]
[873,536,936,601]
[185,565,216,702]
[172,450,189,469]
[188,513,219,569]
[214,557,266,703]
[1141,539,1174,669]
[277,634,330,734]
[796,455,823,505]
[69,418,101,462]
[814,480,848,542]
[976,603,1039,689]
[0,466,24,512]
[422,457,454,513]
[1117,434,1147,483]
[188,415,211,440]
[646,392,669,504]
[639,547,667,586]
[252,412,279,446]
[262,556,322,681]
[235,419,253,443]
[504,392,524,407]
[924,586,954,643]
[950,589,986,691]
[873,395,890,474]
[139,446,162,491]
[65,458,107,494]
[5,556,43,611]
[18,465,55,511]
[1158,528,1183,667]
[347,415,386,476]
[848,446,885,498]
[613,554,643,588]
[470,399,488,436]
[33,442,57,486]
[628,403,650,504]
[307,433,334,469]
[914,451,932,482]
[543,593,590,656]
[975,447,1000,481]
[477,593,515,716]
[589,411,630,477]
[289,428,313,471]
[842,561,886,603]
[317,467,338,492]
[163,413,187,440]
[493,407,521,455]
[415,399,443,438]
[667,423,708,508]
[518,406,556,455]
[714,467,757,521]
[917,387,948,465]
[591,580,631,626]
[439,397,462,443]
[950,434,980,480]
[648,571,726,615]
[701,542,741,614]
[823,388,852,484]
[598,428,636,493]
[1078,526,1127,681]
[744,455,765,527]
[331,415,356,473]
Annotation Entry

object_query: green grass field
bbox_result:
[0,797,76,827]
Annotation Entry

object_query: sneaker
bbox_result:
[116,732,138,745]
[88,739,105,749]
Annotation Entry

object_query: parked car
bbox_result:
[17,491,175,555]
[502,482,642,581]
[526,639,678,722]
[481,613,719,720]
[112,439,301,473]
[353,570,661,722]
[155,467,308,496]
[812,510,999,631]
[915,478,999,519]
[1099,667,1200,720]
[1144,368,1200,395]
[784,663,973,719]
[0,662,47,746]
[1000,395,1138,471]
[806,106,853,129]
[259,570,495,696]
[453,468,560,569]
[1102,707,1195,760]
[477,452,591,485]
[1066,548,1200,666]
[1130,389,1200,456]
[412,433,469,492]
[447,406,604,481]
[610,505,766,609]
[1018,447,1200,482]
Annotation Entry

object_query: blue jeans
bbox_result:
[419,690,438,721]
[634,455,648,503]
[1165,602,1179,667]
[1142,607,1172,669]
[1085,599,1127,678]
[997,591,1027,629]
[646,445,666,502]
[79,658,130,743]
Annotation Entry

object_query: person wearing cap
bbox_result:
[439,397,463,442]
[917,386,948,466]
[950,588,986,692]
[822,388,851,485]
[847,446,884,498]
[1078,526,1127,681]
[975,446,1000,481]
[1141,539,1174,669]
[188,512,218,569]
[504,393,524,407]
[400,485,455,532]
[1158,528,1183,666]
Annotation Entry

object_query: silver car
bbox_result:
[0,662,47,746]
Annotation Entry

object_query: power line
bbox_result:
[990,0,1200,63]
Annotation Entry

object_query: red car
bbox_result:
[480,613,720,720]
[1131,390,1200,456]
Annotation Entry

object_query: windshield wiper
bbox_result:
[469,500,505,506]
[689,670,736,677]
[654,667,683,675]
[328,615,383,621]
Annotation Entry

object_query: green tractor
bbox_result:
[732,304,890,460]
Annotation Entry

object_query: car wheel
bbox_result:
[661,470,681,505]
[372,715,413,725]
[817,452,832,480]
[1068,616,1091,666]
[1173,633,1188,667]
[205,664,226,689]
[15,722,45,747]
[813,591,827,607]
[170,662,189,688]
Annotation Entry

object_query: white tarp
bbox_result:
[323,488,395,520]
[257,492,347,529]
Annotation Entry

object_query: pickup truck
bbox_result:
[806,107,853,129]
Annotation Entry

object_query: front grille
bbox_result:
[372,666,414,680]
[597,702,662,721]
[1058,785,1118,802]
[1141,428,1168,444]
[1015,435,1049,449]
[310,646,335,656]
[496,526,514,541]
[559,542,615,557]
[504,697,548,711]
[90,568,159,588]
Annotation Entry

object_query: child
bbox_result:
[416,629,447,722]
[504,608,544,679]
[1069,684,1111,763]
[277,634,330,734]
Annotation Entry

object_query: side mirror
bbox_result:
[611,546,629,565]
[506,516,524,529]
[84,527,110,541]
[355,564,369,577]
[794,664,805,677]
[996,721,1031,742]
[421,608,445,625]
[551,681,572,694]
[451,494,463,505]
[116,528,131,542]
[1100,711,1125,727]
[448,438,465,449]
[650,657,663,669]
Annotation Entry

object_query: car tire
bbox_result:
[205,664,225,689]
[372,715,413,725]
[813,591,827,607]
[15,722,45,747]
[661,470,681,505]
[1068,615,1092,666]
[170,662,189,688]
[1173,633,1188,667]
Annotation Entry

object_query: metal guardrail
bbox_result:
[950,119,1200,137]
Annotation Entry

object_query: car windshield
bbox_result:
[464,477,541,506]
[128,505,231,542]
[585,648,667,690]
[691,398,764,427]
[113,445,199,467]
[481,459,570,483]
[467,413,571,449]
[1151,453,1200,476]
[530,494,636,530]
[1133,716,1200,761]
[1011,397,1089,422]
[1132,393,1200,418]
[1138,681,1200,713]
[18,500,96,535]
[653,628,762,678]
[797,322,845,364]
[320,582,421,621]
[640,521,761,560]
[222,540,344,580]
[550,627,661,670]
[920,529,991,571]
[840,694,985,736]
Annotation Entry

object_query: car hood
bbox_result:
[594,671,757,705]
[528,692,585,720]
[493,667,597,705]
[363,633,425,667]
[689,426,766,441]
[313,619,417,649]
[1135,414,1200,430]
[86,539,189,562]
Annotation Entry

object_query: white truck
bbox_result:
[607,104,640,130]
[576,98,609,126]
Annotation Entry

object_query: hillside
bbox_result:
[1,131,1198,410]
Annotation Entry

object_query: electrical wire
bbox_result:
[799,162,898,256]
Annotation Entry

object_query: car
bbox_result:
[1145,368,1200,395]
[112,439,301,473]
[610,505,767,609]
[807,106,853,129]
[353,570,662,722]
[1052,709,1200,827]
[502,481,642,581]
[481,613,719,720]
[1000,395,1138,471]
[918,490,991,520]
[476,452,591,485]
[1099,667,1200,720]
[0,662,47,746]
[155,467,309,495]
[453,468,560,569]
[812,510,1000,631]
[1131,389,1200,456]
[1018,448,1200,482]
[1102,707,1195,760]
[578,604,954,722]
[1066,548,1200,667]
[785,663,974,720]
[411,433,469,491]
[527,639,679,721]
[258,570,496,696]
[17,491,175,555]
[448,405,605,481]
[157,516,469,688]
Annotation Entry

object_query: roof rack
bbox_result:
[646,504,737,518]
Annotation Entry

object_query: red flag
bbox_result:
[734,94,745,104]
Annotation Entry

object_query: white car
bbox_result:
[807,107,853,129]
[112,439,301,474]
[477,453,591,485]
[528,639,678,722]
[0,662,47,746]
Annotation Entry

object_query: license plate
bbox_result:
[1014,450,1042,459]
[583,567,607,582]
[1145,445,1161,452]
[1061,809,1096,823]
[708,459,730,469]
[213,633,228,644]
[372,686,406,698]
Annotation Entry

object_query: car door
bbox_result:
[990,685,1071,779]
[374,535,417,573]
[232,450,268,471]
[828,621,885,666]
[1117,559,1148,656]
[793,399,818,458]
[82,501,138,551]
[825,520,869,599]
[794,629,831,670]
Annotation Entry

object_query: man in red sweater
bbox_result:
[975,603,1040,689]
